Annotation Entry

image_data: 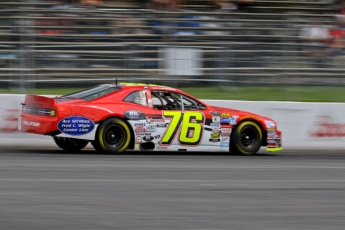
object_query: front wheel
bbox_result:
[93,118,131,154]
[53,137,88,152]
[230,121,262,155]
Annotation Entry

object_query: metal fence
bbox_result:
[0,0,344,91]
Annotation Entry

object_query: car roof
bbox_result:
[118,82,180,92]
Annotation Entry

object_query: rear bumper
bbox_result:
[18,114,58,135]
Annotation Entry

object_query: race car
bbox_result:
[18,83,282,155]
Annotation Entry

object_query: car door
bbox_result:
[151,90,216,151]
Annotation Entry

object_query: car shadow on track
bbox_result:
[0,147,278,157]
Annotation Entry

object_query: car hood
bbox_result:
[209,106,272,121]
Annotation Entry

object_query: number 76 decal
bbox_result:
[160,111,205,146]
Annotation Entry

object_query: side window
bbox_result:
[181,95,206,110]
[166,93,182,110]
[151,91,181,110]
[151,92,165,110]
[181,96,194,110]
[151,91,206,110]
[123,90,148,106]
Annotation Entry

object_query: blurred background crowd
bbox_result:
[0,0,344,90]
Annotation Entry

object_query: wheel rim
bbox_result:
[240,126,258,149]
[104,125,126,148]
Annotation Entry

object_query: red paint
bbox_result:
[309,116,345,137]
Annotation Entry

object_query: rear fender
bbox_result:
[97,113,125,123]
[96,116,135,150]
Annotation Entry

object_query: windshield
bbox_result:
[60,84,122,101]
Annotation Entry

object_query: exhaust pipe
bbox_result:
[139,142,155,151]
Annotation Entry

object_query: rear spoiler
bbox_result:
[23,94,56,108]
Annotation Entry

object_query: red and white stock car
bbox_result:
[18,83,282,155]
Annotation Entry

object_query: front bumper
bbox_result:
[266,129,282,152]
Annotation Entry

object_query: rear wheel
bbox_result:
[230,121,262,155]
[93,118,131,154]
[53,137,88,152]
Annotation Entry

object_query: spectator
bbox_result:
[37,0,76,35]
[211,0,237,11]
[334,0,345,26]
[336,11,345,25]
[148,0,169,10]
[170,0,185,10]
[79,0,103,7]
[298,20,332,68]
[146,0,184,11]
[173,13,201,35]
[211,0,254,11]
[330,22,345,67]
[336,0,345,13]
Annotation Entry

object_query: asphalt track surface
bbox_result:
[0,144,344,230]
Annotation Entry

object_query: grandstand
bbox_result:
[0,0,342,88]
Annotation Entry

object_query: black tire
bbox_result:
[93,118,131,154]
[53,137,88,152]
[230,121,262,155]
